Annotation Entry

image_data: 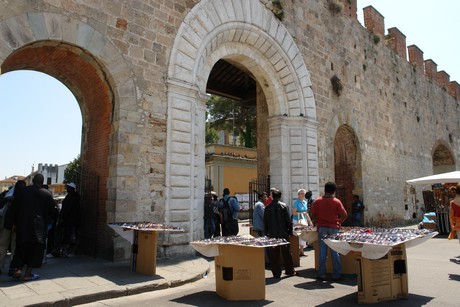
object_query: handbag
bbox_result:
[294,213,308,227]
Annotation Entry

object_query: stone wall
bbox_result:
[1,0,458,259]
[281,0,459,223]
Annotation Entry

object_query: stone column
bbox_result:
[268,116,319,203]
[164,79,206,255]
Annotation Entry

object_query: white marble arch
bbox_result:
[166,0,320,245]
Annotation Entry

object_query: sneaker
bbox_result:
[332,277,344,282]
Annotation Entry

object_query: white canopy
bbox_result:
[406,171,460,185]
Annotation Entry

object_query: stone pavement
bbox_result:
[0,254,210,307]
[1,222,458,307]
[0,221,255,307]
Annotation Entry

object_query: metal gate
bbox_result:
[248,175,270,224]
[76,168,99,256]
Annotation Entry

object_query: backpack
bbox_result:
[220,198,233,223]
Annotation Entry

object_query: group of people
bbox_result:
[204,188,241,239]
[0,174,81,281]
[204,182,366,280]
[251,182,357,281]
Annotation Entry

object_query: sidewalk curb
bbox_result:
[4,257,211,307]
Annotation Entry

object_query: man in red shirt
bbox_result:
[264,188,276,206]
[310,182,347,281]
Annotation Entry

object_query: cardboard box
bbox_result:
[250,227,258,238]
[215,244,265,300]
[290,235,300,267]
[313,241,358,276]
[132,230,158,275]
[356,244,408,304]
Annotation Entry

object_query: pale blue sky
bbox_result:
[0,1,458,179]
[357,0,459,82]
[0,71,81,179]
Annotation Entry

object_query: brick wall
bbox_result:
[387,27,407,60]
[363,5,385,36]
[408,45,424,71]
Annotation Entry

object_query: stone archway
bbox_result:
[0,13,136,259]
[333,124,362,225]
[432,141,456,174]
[167,0,319,252]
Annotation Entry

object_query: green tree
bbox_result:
[64,155,80,184]
[205,121,220,144]
[206,95,256,148]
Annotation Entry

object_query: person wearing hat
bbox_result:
[52,183,81,257]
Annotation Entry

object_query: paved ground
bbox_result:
[0,223,459,307]
[0,254,209,307]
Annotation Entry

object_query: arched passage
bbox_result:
[0,12,136,259]
[166,0,319,251]
[334,124,362,225]
[432,141,456,174]
[2,42,112,256]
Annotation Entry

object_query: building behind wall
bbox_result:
[205,144,257,211]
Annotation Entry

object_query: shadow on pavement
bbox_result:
[170,290,273,306]
[448,273,460,281]
[315,293,435,307]
[0,254,201,288]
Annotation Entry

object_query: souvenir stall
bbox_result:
[191,236,288,300]
[323,228,437,304]
[296,226,360,275]
[406,171,460,234]
[109,222,184,275]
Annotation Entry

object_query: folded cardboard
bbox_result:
[215,244,265,300]
[132,230,158,275]
[356,244,408,304]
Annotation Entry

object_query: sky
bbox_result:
[0,71,82,179]
[0,0,458,180]
[356,0,459,82]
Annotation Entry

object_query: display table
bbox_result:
[323,228,437,304]
[109,222,184,275]
[294,226,358,275]
[191,236,288,300]
[251,227,300,267]
[296,226,318,244]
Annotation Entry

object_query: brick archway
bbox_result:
[0,12,136,259]
[2,42,113,256]
[334,124,362,225]
[432,141,456,173]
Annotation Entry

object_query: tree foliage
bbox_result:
[206,95,257,148]
[64,155,80,184]
[205,121,220,144]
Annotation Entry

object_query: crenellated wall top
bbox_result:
[340,1,460,100]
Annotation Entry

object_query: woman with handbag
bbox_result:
[292,189,313,256]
